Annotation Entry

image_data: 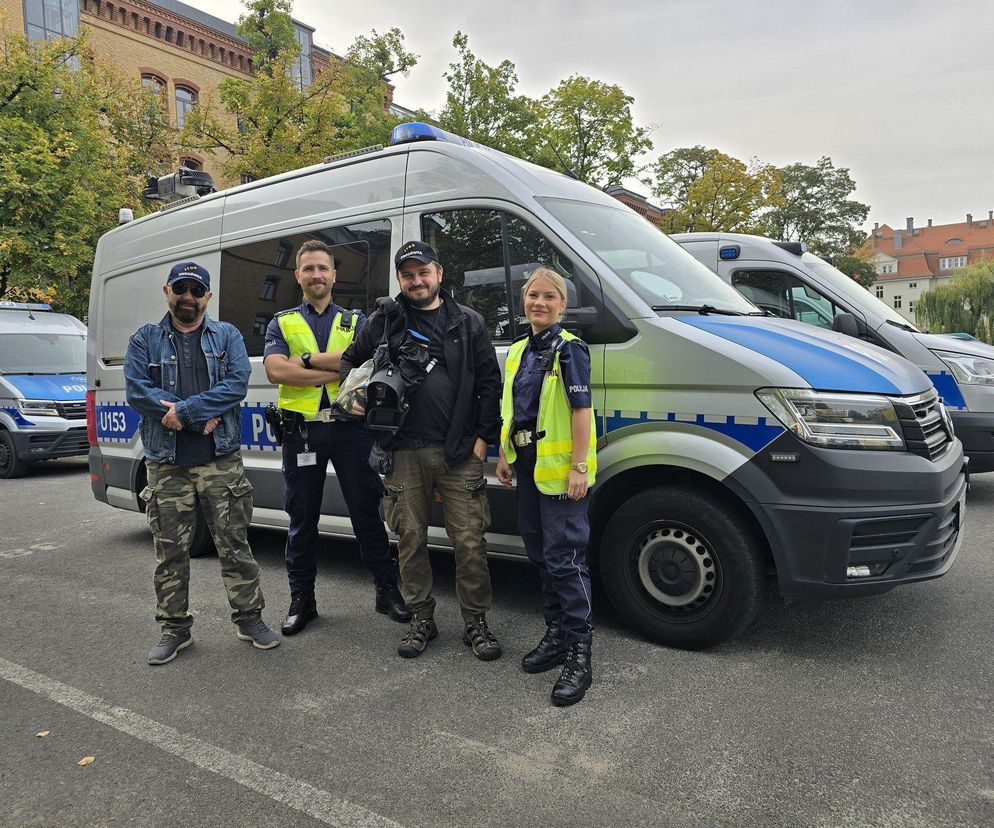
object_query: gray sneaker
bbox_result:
[147,631,192,665]
[236,617,281,650]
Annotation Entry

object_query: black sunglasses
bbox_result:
[170,281,207,298]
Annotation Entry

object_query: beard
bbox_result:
[172,301,202,324]
[303,282,331,302]
[404,282,440,308]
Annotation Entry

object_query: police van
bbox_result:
[0,302,88,478]
[87,124,967,647]
[672,232,994,473]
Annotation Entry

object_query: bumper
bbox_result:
[950,411,994,473]
[11,427,88,462]
[728,432,967,598]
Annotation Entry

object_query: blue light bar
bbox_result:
[390,122,488,150]
[719,245,740,260]
[0,301,52,311]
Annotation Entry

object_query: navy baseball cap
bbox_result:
[395,241,440,269]
[166,261,211,290]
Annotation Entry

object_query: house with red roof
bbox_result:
[870,213,994,323]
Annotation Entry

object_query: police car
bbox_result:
[0,302,88,478]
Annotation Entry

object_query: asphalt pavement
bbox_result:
[1,457,992,827]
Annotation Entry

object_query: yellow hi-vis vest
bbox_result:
[275,308,357,418]
[500,330,597,495]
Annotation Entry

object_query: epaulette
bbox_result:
[511,331,529,344]
[274,308,300,318]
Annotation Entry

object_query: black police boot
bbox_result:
[521,622,567,673]
[551,637,592,707]
[281,591,317,636]
[375,582,412,623]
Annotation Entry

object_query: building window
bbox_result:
[878,263,895,275]
[252,314,272,337]
[141,73,164,95]
[259,276,279,301]
[946,238,963,245]
[175,86,197,128]
[893,295,902,309]
[939,256,967,270]
[909,282,917,289]
[273,241,292,269]
[908,301,914,315]
[875,286,884,299]
[179,158,202,171]
[24,0,79,41]
[290,25,314,91]
[240,173,256,185]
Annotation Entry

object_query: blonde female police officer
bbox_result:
[496,267,597,706]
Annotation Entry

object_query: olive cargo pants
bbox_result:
[382,446,493,621]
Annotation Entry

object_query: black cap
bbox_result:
[395,240,440,269]
[166,261,211,290]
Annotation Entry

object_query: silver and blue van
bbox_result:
[673,231,994,473]
[0,302,88,478]
[87,125,967,647]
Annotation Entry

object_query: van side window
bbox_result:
[218,219,392,355]
[421,209,576,342]
[732,270,840,329]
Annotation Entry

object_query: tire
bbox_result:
[599,485,764,649]
[188,498,216,558]
[0,430,28,479]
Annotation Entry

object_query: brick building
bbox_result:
[605,185,670,226]
[869,213,994,324]
[0,0,388,186]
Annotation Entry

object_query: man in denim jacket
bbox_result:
[125,261,279,665]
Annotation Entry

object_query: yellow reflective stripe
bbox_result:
[536,438,573,456]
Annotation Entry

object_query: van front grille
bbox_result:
[893,389,953,462]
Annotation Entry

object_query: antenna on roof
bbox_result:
[548,143,579,180]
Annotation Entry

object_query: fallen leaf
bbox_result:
[36,731,50,737]
[77,756,95,766]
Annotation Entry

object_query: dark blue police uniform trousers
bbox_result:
[282,419,396,593]
[514,446,594,643]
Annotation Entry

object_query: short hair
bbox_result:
[521,267,569,320]
[295,240,340,269]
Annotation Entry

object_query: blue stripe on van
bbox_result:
[604,410,784,452]
[677,316,913,395]
[925,372,967,410]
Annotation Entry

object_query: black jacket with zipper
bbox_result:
[340,289,501,467]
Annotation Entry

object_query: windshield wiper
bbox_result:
[884,319,917,333]
[651,304,745,316]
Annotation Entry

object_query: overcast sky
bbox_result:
[189,0,992,230]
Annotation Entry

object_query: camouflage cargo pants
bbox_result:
[142,452,264,633]
[382,446,493,622]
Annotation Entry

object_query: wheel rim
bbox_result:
[632,522,721,619]
[0,439,11,472]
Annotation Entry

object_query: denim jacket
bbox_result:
[124,313,250,463]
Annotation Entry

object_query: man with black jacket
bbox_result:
[340,241,503,661]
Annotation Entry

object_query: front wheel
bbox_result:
[599,485,764,648]
[0,430,28,479]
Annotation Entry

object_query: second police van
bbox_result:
[0,302,88,478]
[673,232,994,473]
[86,125,968,648]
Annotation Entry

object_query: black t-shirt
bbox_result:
[396,305,454,446]
[172,322,216,467]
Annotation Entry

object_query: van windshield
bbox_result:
[540,198,758,314]
[803,255,919,332]
[0,333,86,374]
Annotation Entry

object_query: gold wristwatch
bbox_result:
[570,462,588,473]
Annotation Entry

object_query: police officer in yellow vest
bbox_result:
[496,267,597,706]
[263,240,409,635]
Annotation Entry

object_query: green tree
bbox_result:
[832,251,877,290]
[761,156,870,255]
[915,259,994,342]
[435,32,537,157]
[648,146,780,233]
[531,76,652,187]
[180,1,417,182]
[0,31,164,316]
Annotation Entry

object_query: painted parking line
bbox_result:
[0,656,402,828]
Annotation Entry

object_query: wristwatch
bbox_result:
[570,462,588,473]
[301,352,313,369]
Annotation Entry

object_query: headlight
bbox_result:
[935,351,994,386]
[17,399,59,417]
[756,388,905,450]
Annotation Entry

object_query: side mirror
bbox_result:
[832,312,860,338]
[563,306,599,332]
